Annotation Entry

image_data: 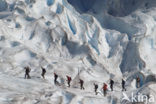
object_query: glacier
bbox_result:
[0,0,156,104]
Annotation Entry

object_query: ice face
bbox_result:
[0,0,156,103]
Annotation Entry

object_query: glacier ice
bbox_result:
[0,0,156,104]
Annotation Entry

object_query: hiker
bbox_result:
[94,83,98,95]
[79,79,85,90]
[103,83,107,96]
[110,79,114,91]
[66,76,72,87]
[54,73,58,84]
[24,66,31,79]
[122,79,126,91]
[136,76,140,88]
[41,67,46,79]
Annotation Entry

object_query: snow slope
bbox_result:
[0,0,156,104]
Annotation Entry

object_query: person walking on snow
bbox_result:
[110,79,114,91]
[122,79,126,91]
[94,83,98,95]
[66,76,72,87]
[103,83,108,96]
[41,67,46,79]
[54,73,58,84]
[24,66,31,79]
[79,79,85,90]
[136,76,140,88]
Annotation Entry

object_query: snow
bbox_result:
[0,0,156,104]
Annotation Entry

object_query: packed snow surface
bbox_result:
[0,0,156,104]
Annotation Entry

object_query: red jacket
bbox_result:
[103,84,107,90]
[67,76,71,81]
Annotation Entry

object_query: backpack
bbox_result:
[95,84,98,89]
[25,67,30,73]
[54,73,58,77]
[137,77,140,82]
[111,80,114,84]
[80,79,83,83]
[43,68,46,73]
[122,80,125,85]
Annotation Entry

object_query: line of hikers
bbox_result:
[24,66,141,96]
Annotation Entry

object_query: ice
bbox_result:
[65,40,89,56]
[15,7,25,15]
[56,3,63,14]
[47,0,54,6]
[0,0,8,12]
[67,15,77,35]
[25,16,35,22]
[0,0,156,103]
[120,41,146,73]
